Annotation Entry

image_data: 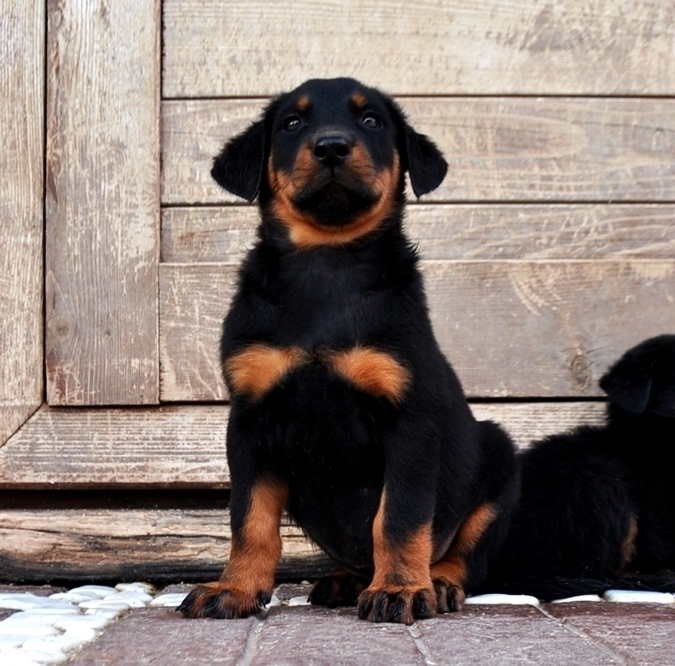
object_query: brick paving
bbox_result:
[3,583,675,665]
[65,586,675,666]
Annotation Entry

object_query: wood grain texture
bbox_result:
[45,0,160,405]
[0,1,44,444]
[162,204,675,264]
[0,403,605,488]
[160,261,675,400]
[159,265,237,401]
[0,405,229,489]
[0,507,329,582]
[161,98,675,205]
[163,0,675,97]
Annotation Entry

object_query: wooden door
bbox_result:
[1,0,674,582]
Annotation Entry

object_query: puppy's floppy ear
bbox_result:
[384,97,448,198]
[600,361,652,416]
[403,125,449,198]
[211,119,267,202]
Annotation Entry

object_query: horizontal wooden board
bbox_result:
[163,0,675,97]
[161,98,675,205]
[162,204,675,264]
[159,260,675,401]
[0,405,229,489]
[0,1,44,443]
[0,506,329,582]
[0,403,606,488]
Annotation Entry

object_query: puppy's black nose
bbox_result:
[313,135,351,166]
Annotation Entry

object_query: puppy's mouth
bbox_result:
[291,171,381,227]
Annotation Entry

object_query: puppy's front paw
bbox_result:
[356,586,436,624]
[177,581,270,619]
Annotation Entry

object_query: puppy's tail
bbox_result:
[482,572,675,601]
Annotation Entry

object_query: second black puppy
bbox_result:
[178,78,519,624]
[487,335,675,599]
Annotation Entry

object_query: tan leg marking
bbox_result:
[430,502,497,611]
[179,478,289,618]
[357,491,436,623]
[328,346,410,403]
[369,491,433,592]
[620,517,638,567]
[224,344,308,400]
[223,479,290,593]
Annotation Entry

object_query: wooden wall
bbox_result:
[1,0,674,582]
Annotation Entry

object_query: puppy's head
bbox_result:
[600,334,675,417]
[211,78,447,247]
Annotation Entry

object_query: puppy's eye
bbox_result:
[361,112,382,129]
[283,116,302,132]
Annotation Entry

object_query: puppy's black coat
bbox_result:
[177,78,519,623]
[485,335,675,600]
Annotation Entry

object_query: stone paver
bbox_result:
[64,598,637,666]
[546,602,675,666]
[416,605,625,666]
[254,606,426,666]
[4,584,675,665]
[67,608,257,666]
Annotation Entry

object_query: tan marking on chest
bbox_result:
[224,344,308,400]
[328,346,410,403]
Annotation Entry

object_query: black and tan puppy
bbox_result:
[178,78,519,624]
[486,335,675,599]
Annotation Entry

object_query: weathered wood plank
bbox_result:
[0,405,229,489]
[161,98,675,205]
[160,261,675,401]
[162,205,675,264]
[0,403,605,488]
[45,0,161,405]
[160,265,237,402]
[163,0,675,97]
[470,402,605,445]
[0,1,44,444]
[0,507,329,582]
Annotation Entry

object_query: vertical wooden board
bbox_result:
[163,0,675,97]
[0,1,44,444]
[46,0,160,405]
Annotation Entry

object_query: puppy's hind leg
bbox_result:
[309,571,371,608]
[432,421,519,612]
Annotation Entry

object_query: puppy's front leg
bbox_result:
[178,476,288,619]
[357,423,440,624]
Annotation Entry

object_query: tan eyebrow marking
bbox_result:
[351,92,368,109]
[296,95,311,112]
